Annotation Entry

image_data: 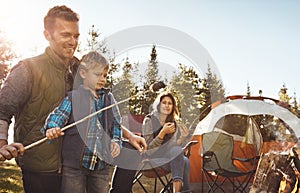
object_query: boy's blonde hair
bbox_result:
[79,51,109,71]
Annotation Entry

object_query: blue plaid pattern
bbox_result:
[42,88,122,170]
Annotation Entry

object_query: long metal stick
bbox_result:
[24,90,150,150]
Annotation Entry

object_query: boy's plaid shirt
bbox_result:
[42,89,122,170]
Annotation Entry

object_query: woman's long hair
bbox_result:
[151,92,180,142]
[153,92,180,123]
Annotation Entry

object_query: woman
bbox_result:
[142,92,190,193]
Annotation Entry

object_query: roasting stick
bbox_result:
[24,81,166,150]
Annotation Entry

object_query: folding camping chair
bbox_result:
[132,140,198,193]
[201,131,258,193]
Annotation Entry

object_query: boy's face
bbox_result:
[81,66,108,92]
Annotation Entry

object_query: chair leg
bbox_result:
[132,171,148,193]
[202,171,228,193]
[221,174,254,193]
[232,173,255,193]
[154,178,157,193]
[149,168,172,193]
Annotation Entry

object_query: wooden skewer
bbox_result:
[24,90,149,150]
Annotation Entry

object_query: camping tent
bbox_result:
[189,96,300,184]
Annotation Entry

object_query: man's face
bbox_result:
[44,18,80,64]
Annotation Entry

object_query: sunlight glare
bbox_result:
[0,1,48,60]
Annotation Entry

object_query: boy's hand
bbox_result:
[128,135,147,153]
[110,142,120,158]
[46,128,64,140]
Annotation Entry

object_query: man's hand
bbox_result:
[0,143,24,161]
[128,134,147,153]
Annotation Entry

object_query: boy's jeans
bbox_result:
[61,165,112,193]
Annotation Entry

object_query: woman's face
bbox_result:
[159,96,173,116]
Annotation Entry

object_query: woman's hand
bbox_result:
[163,122,176,134]
[177,124,189,145]
[158,122,175,139]
[178,124,189,138]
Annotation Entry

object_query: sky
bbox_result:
[1,0,300,100]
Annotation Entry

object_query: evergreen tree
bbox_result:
[197,64,225,121]
[169,63,225,131]
[78,25,108,54]
[204,65,225,103]
[79,25,119,88]
[140,45,161,114]
[170,63,202,128]
[291,92,300,118]
[112,58,137,115]
[259,89,263,97]
[246,81,251,97]
[278,84,291,104]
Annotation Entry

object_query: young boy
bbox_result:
[41,51,122,193]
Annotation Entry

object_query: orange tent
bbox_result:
[189,96,300,184]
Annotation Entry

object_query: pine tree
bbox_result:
[140,45,161,115]
[204,65,225,103]
[112,58,137,115]
[278,84,291,110]
[79,25,119,88]
[196,64,225,121]
[278,84,291,104]
[246,81,251,97]
[291,92,300,118]
[170,63,202,128]
[78,25,108,54]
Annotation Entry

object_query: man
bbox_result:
[0,5,146,193]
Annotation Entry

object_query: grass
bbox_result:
[131,173,168,193]
[0,160,165,193]
[0,160,23,193]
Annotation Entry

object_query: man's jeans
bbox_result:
[22,168,62,193]
[61,165,112,193]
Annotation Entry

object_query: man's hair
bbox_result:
[79,51,109,71]
[44,5,79,31]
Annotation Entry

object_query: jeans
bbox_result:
[110,141,142,193]
[22,168,62,193]
[155,145,190,191]
[110,166,137,193]
[61,165,111,193]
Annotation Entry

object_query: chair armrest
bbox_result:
[182,140,198,150]
[232,155,260,162]
[233,155,260,166]
[201,151,215,159]
[201,151,223,169]
[183,140,198,158]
